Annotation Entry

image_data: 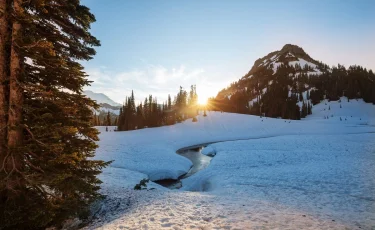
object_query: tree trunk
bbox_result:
[6,0,23,191]
[0,0,9,162]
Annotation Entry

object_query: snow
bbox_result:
[307,71,321,76]
[270,58,322,76]
[272,62,283,73]
[84,98,375,229]
[201,145,216,156]
[181,133,375,228]
[285,52,295,58]
[248,97,259,106]
[307,98,375,124]
[289,58,318,70]
[270,54,279,61]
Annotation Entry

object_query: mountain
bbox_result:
[212,44,375,119]
[83,90,122,107]
[217,44,323,99]
[83,90,121,115]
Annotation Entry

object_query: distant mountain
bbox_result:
[83,90,121,107]
[83,90,121,115]
[213,44,375,119]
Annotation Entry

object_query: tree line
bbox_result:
[210,63,374,120]
[116,85,200,131]
[92,110,118,126]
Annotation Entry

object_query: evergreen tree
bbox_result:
[301,101,307,118]
[106,111,111,126]
[0,1,109,228]
[168,94,172,109]
[97,115,101,126]
[0,0,9,166]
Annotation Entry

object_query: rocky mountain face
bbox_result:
[212,44,375,119]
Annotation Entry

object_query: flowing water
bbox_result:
[154,146,213,189]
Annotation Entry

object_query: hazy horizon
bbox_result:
[82,0,375,104]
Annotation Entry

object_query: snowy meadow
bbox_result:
[85,98,375,229]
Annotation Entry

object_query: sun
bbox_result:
[198,97,208,105]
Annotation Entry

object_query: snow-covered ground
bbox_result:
[84,97,375,229]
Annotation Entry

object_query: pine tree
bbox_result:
[0,0,9,164]
[168,94,172,109]
[301,101,307,118]
[144,97,148,126]
[106,111,111,126]
[0,1,109,228]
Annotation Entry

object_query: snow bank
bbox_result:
[201,145,216,156]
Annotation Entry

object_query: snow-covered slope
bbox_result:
[307,97,375,122]
[85,98,375,229]
[83,90,121,107]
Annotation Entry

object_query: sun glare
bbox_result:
[198,97,208,105]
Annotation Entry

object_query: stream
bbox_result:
[154,146,213,189]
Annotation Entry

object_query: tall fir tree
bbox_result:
[0,1,109,228]
[0,0,10,163]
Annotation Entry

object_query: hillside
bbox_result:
[213,44,375,120]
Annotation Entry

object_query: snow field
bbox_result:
[86,99,375,229]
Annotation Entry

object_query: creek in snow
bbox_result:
[154,146,213,189]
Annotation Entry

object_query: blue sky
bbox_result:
[82,0,375,104]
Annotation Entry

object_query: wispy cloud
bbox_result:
[84,64,235,104]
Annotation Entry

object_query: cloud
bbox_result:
[84,64,235,104]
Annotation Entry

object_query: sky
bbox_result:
[82,0,375,104]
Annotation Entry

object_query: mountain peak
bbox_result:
[245,44,320,79]
[280,44,305,53]
[279,44,315,62]
[216,44,325,99]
